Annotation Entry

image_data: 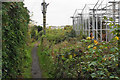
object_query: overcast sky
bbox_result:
[23,0,113,26]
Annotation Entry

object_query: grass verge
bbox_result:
[22,43,34,78]
[37,43,54,78]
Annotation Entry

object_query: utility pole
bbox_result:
[41,0,49,35]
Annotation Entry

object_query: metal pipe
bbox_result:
[113,2,116,26]
[93,0,100,9]
[118,1,120,25]
[73,9,78,17]
[81,4,87,14]
[77,17,79,35]
[88,12,90,37]
[96,9,98,40]
[106,0,108,42]
[96,0,105,9]
[100,2,103,42]
[92,10,95,39]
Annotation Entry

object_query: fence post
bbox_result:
[77,17,79,35]
[112,2,116,26]
[119,1,120,25]
[85,18,87,36]
[75,18,77,35]
[78,16,81,35]
[118,1,120,68]
[80,14,83,35]
[71,16,75,31]
[100,3,103,42]
[96,10,98,40]
[106,3,108,42]
[87,19,88,36]
[81,14,84,35]
[72,18,73,29]
[88,13,90,37]
[92,10,95,39]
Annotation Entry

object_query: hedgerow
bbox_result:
[2,2,30,78]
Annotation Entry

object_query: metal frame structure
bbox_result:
[71,0,120,42]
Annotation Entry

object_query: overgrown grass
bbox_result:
[37,42,55,78]
[22,44,34,78]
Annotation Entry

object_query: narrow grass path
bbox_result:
[31,43,42,78]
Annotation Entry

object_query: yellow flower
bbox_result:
[88,45,91,48]
[92,36,94,39]
[104,58,107,61]
[109,57,111,60]
[74,54,76,57]
[94,40,98,45]
[69,55,72,59]
[105,47,107,49]
[116,64,118,66]
[93,46,97,49]
[86,37,91,40]
[62,55,64,59]
[115,36,119,40]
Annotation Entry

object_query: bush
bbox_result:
[53,37,120,79]
[2,2,30,78]
[31,25,42,41]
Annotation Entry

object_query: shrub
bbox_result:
[2,2,30,78]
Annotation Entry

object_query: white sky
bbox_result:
[23,0,113,26]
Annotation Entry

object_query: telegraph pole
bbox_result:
[41,0,49,35]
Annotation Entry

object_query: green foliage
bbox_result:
[65,29,76,38]
[39,28,120,79]
[2,2,30,78]
[37,45,55,78]
[38,16,120,79]
[36,25,42,32]
[45,26,73,44]
[31,25,43,41]
[22,46,32,78]
[104,16,120,68]
[37,26,74,78]
[46,29,65,44]
[52,38,119,79]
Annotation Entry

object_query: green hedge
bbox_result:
[2,2,30,78]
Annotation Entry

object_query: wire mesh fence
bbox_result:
[71,0,120,42]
